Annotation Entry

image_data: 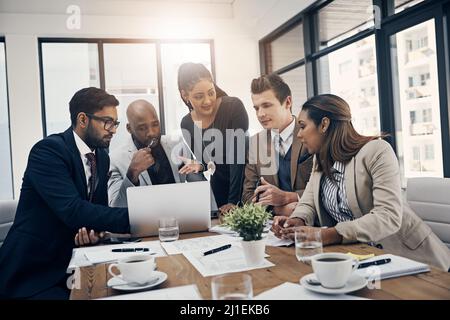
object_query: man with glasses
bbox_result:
[0,87,130,299]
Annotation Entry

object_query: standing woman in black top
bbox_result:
[178,62,249,213]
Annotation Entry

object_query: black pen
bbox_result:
[255,178,262,202]
[111,248,150,252]
[203,244,232,256]
[357,258,391,269]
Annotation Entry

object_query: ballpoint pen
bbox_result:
[111,248,150,252]
[203,244,232,256]
[357,258,391,269]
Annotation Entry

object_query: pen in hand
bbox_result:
[357,258,391,269]
[203,244,232,256]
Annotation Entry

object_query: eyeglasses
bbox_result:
[85,113,120,131]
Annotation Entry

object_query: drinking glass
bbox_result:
[295,227,323,264]
[211,273,253,300]
[158,217,179,242]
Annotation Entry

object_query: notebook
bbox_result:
[354,254,430,280]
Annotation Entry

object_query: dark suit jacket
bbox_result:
[242,120,313,204]
[0,128,130,298]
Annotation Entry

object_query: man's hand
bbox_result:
[126,148,155,185]
[74,227,105,246]
[218,203,237,223]
[273,202,298,217]
[271,216,305,239]
[178,156,203,175]
[252,177,294,206]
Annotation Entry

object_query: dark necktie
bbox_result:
[85,152,97,202]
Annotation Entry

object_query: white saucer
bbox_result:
[300,273,368,295]
[107,271,167,291]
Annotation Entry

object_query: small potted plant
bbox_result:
[222,203,272,266]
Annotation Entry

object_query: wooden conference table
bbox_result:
[70,228,450,300]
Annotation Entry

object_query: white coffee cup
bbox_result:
[108,255,156,285]
[311,253,359,289]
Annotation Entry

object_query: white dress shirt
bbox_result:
[271,116,295,156]
[73,130,96,194]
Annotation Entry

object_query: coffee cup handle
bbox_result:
[108,263,121,278]
[351,258,360,272]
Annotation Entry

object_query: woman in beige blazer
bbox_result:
[273,94,450,271]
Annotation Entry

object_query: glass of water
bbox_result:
[158,217,179,242]
[211,273,253,300]
[295,227,323,264]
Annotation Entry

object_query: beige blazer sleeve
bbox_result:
[334,140,402,243]
[290,157,317,226]
[242,162,259,204]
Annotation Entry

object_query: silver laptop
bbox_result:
[127,181,212,237]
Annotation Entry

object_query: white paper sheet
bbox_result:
[97,284,203,300]
[183,243,274,277]
[265,231,294,247]
[208,224,239,236]
[68,240,167,269]
[254,282,369,300]
[160,234,238,255]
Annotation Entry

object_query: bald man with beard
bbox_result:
[107,99,205,208]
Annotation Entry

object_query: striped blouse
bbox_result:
[320,161,354,223]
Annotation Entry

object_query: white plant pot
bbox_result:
[241,238,266,266]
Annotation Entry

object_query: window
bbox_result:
[420,72,430,86]
[260,20,307,126]
[318,35,380,136]
[41,43,100,135]
[261,0,450,181]
[316,0,374,49]
[265,23,304,72]
[279,66,307,117]
[160,43,212,136]
[412,146,420,161]
[410,111,417,124]
[0,40,13,199]
[40,39,213,139]
[422,108,432,122]
[425,144,434,160]
[390,20,443,180]
[103,43,159,152]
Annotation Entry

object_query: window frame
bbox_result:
[0,36,15,199]
[260,0,450,178]
[38,38,215,137]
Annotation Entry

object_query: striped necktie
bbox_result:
[277,135,286,157]
[85,152,97,202]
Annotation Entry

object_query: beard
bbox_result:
[131,134,161,149]
[85,124,111,149]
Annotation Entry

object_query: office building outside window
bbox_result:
[318,35,381,137]
[390,20,443,182]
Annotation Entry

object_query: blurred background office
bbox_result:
[1,0,449,213]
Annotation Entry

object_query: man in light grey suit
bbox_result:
[108,99,203,207]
